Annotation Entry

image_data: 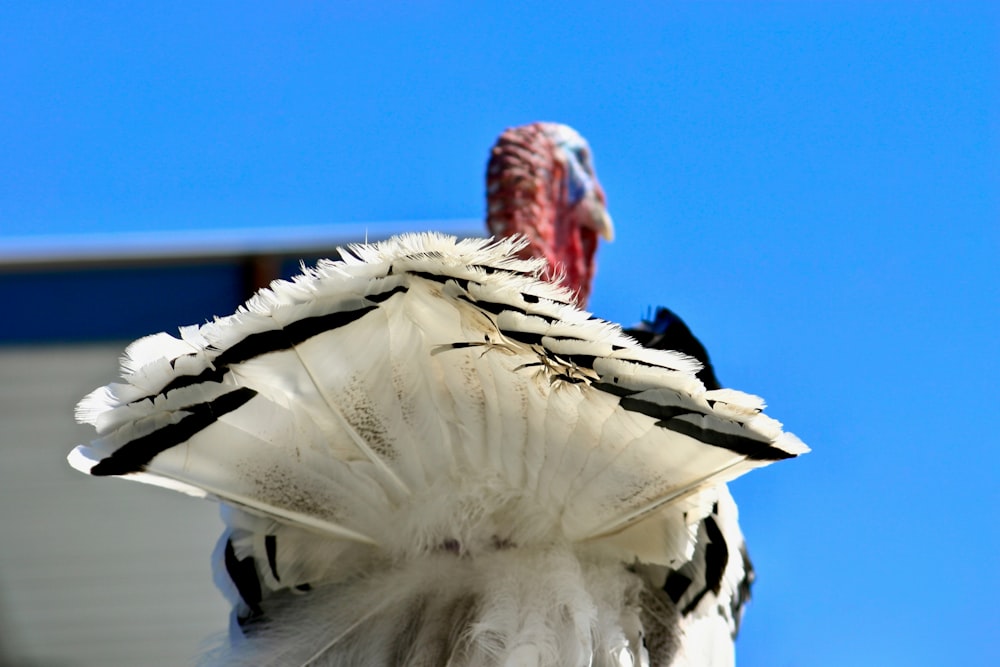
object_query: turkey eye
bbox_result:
[573,147,593,173]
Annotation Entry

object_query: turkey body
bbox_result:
[70,128,807,667]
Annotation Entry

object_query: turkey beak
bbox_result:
[590,204,615,242]
[585,188,615,242]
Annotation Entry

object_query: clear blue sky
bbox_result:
[2,2,998,665]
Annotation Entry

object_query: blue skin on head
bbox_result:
[543,124,599,208]
[560,142,597,207]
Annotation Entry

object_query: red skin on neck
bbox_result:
[485,123,602,307]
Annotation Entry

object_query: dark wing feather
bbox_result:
[625,307,720,391]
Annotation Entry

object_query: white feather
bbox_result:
[71,232,807,666]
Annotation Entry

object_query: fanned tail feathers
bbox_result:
[71,233,807,666]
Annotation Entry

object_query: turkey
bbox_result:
[69,123,807,666]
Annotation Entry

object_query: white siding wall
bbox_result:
[0,345,229,666]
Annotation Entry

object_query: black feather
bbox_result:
[625,307,721,390]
